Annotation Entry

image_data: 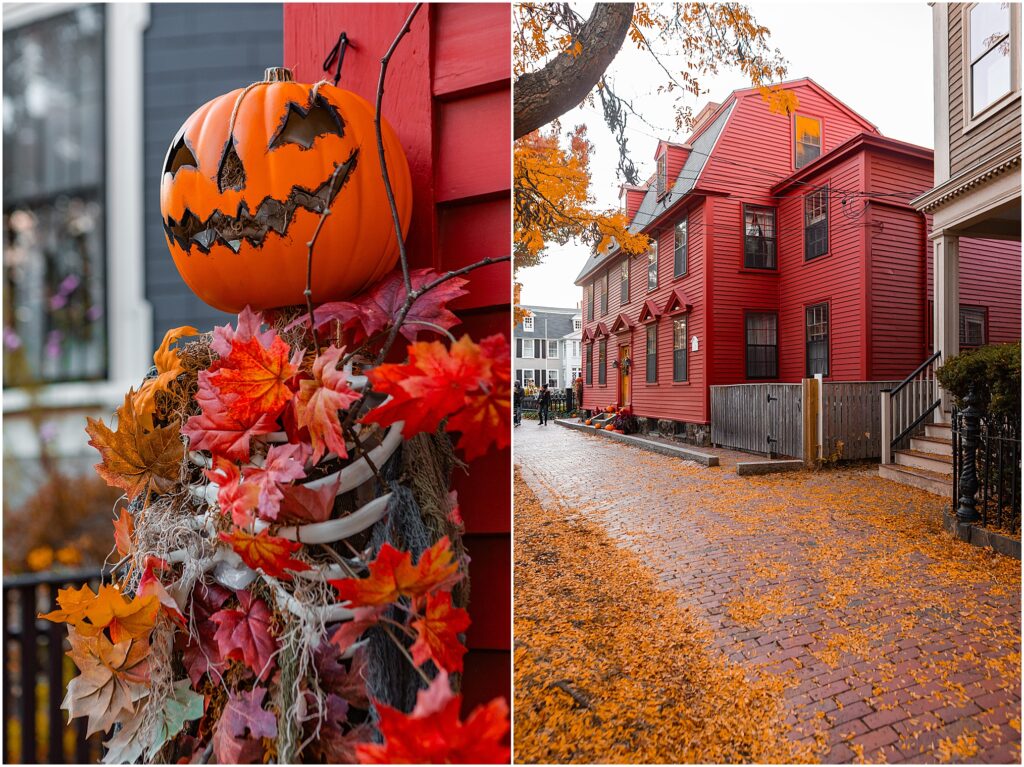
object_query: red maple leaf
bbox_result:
[204,457,260,528]
[218,528,311,580]
[295,345,361,462]
[330,537,461,608]
[328,606,385,654]
[278,475,339,524]
[410,590,470,672]
[210,589,278,680]
[182,370,279,462]
[207,331,300,425]
[245,442,309,521]
[312,268,469,344]
[210,306,276,358]
[356,671,509,764]
[362,336,488,438]
[212,686,277,764]
[180,582,230,686]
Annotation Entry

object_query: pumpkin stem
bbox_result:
[264,67,294,83]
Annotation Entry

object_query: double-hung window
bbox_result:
[674,219,688,277]
[673,317,687,382]
[805,303,829,377]
[522,339,534,359]
[646,325,657,383]
[967,3,1014,117]
[744,206,776,269]
[746,312,778,379]
[547,340,558,358]
[620,259,629,303]
[647,241,658,291]
[585,344,592,384]
[523,315,534,332]
[656,152,667,197]
[600,271,608,315]
[598,339,607,384]
[794,114,821,168]
[959,306,987,347]
[586,284,594,320]
[804,187,829,260]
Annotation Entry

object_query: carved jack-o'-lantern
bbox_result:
[160,67,413,313]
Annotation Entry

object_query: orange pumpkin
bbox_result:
[604,424,615,431]
[584,419,592,425]
[160,67,412,313]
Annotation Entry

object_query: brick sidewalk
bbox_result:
[516,422,1022,764]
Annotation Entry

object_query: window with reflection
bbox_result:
[3,5,107,387]
[794,114,821,168]
[969,3,1012,116]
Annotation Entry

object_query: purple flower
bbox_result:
[49,294,68,311]
[3,327,21,351]
[45,330,62,360]
[58,274,80,295]
[86,305,104,322]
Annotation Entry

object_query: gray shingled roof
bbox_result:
[514,306,578,339]
[574,99,736,284]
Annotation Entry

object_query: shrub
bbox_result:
[612,409,639,434]
[936,342,1021,418]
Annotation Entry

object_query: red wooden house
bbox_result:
[577,78,1020,440]
[286,3,511,710]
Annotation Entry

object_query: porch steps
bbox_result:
[878,413,954,497]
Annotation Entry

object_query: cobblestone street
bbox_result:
[515,421,1022,764]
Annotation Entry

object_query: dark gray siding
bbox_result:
[143,3,283,338]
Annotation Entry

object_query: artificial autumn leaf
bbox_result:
[356,670,510,764]
[211,306,275,358]
[112,506,134,559]
[102,678,204,764]
[204,457,260,527]
[137,556,185,625]
[39,584,97,627]
[295,345,361,462]
[446,334,511,460]
[82,585,159,644]
[309,695,372,763]
[63,627,151,737]
[181,582,231,686]
[218,528,311,580]
[182,370,279,462]
[362,335,489,438]
[330,537,461,607]
[210,589,278,680]
[245,442,309,520]
[311,268,469,344]
[86,389,184,502]
[315,640,370,709]
[135,325,198,427]
[206,331,300,425]
[329,606,386,654]
[212,686,277,765]
[278,474,340,523]
[410,590,471,672]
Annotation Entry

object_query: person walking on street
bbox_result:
[513,381,523,427]
[537,384,552,426]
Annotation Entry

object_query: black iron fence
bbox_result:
[3,568,106,764]
[952,403,1021,536]
[519,388,576,419]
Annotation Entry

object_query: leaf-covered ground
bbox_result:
[514,423,1021,764]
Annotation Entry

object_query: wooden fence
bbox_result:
[822,381,900,461]
[711,380,902,462]
[710,383,804,458]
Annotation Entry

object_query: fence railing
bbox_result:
[3,568,107,764]
[520,389,576,418]
[952,407,1021,535]
[822,381,900,461]
[881,351,942,463]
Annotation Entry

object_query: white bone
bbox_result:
[256,493,391,544]
[303,422,403,493]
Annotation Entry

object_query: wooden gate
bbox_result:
[710,383,803,458]
[821,381,900,461]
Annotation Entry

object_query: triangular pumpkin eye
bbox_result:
[269,97,344,150]
[164,136,197,176]
[217,140,246,192]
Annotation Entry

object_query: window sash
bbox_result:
[587,285,594,320]
[548,340,558,358]
[674,219,688,277]
[959,306,987,347]
[600,272,608,315]
[656,153,667,196]
[805,303,829,377]
[620,259,629,303]
[647,243,658,291]
[745,313,778,379]
[523,316,534,332]
[645,325,657,383]
[744,206,777,269]
[585,344,593,384]
[598,340,607,385]
[673,317,687,382]
[804,188,829,260]
[794,115,822,169]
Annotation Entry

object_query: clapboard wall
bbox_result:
[142,3,284,338]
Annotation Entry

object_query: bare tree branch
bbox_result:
[514,3,634,138]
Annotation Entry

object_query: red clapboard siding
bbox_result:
[284,2,510,712]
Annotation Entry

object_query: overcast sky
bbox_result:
[518,1,934,309]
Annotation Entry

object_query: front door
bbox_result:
[618,344,631,406]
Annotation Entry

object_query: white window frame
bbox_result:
[572,318,581,332]
[522,340,534,359]
[547,369,558,388]
[647,241,658,291]
[3,4,153,443]
[547,340,558,358]
[523,315,534,332]
[962,2,1021,132]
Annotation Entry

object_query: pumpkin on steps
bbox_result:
[160,67,412,313]
[584,419,592,425]
[604,424,615,431]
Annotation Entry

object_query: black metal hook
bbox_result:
[322,32,350,87]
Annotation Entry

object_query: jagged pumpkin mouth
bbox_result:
[164,149,358,254]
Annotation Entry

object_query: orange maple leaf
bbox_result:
[134,325,197,427]
[113,506,134,559]
[208,334,299,424]
[410,590,470,672]
[218,528,311,580]
[82,585,159,644]
[39,584,98,627]
[85,389,184,502]
[330,537,461,607]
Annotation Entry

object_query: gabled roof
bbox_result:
[609,312,634,333]
[771,132,932,195]
[729,77,879,134]
[662,288,692,315]
[637,299,662,324]
[594,321,610,337]
[581,326,594,342]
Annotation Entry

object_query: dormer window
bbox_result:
[656,152,667,197]
[523,315,534,332]
[794,115,821,168]
[573,318,582,332]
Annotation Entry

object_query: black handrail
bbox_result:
[892,399,941,448]
[889,350,942,398]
